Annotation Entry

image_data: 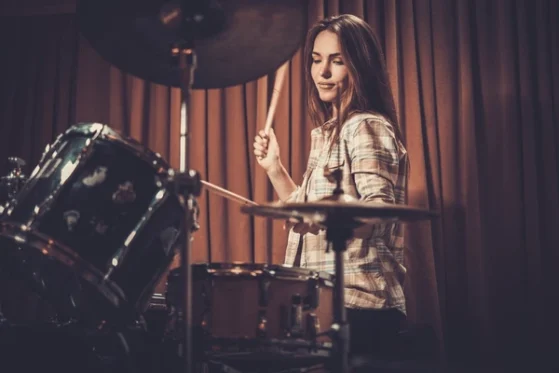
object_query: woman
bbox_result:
[253,14,409,357]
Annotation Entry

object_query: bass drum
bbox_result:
[0,123,185,328]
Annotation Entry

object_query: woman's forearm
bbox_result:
[266,163,298,201]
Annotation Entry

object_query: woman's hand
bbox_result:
[284,217,321,236]
[254,128,281,172]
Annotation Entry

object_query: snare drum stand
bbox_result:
[171,42,200,373]
[322,92,351,373]
[162,4,228,372]
[323,179,352,373]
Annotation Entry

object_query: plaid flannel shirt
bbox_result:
[284,113,409,314]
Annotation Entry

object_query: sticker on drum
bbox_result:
[63,210,81,231]
[165,263,334,370]
[0,123,185,328]
[112,181,137,204]
[82,166,108,187]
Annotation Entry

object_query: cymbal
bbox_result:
[77,0,308,89]
[241,197,437,225]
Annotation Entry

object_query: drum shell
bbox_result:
[167,263,334,344]
[0,123,184,326]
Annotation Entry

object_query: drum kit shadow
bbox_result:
[0,1,437,373]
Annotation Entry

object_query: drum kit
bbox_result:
[0,1,437,373]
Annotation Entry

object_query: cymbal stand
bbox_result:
[0,157,27,213]
[171,42,200,373]
[324,216,351,373]
[322,166,351,373]
[325,90,350,373]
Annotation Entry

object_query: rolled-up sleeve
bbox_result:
[283,186,301,203]
[347,119,401,237]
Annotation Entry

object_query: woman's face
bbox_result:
[311,30,349,104]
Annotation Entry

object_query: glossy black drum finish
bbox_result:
[0,123,184,327]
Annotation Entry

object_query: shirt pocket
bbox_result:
[322,146,345,183]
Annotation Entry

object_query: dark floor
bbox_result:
[0,320,446,373]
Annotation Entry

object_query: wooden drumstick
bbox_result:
[263,61,289,134]
[201,180,258,206]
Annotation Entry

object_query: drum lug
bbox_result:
[305,278,319,310]
[201,308,211,334]
[256,310,267,338]
[284,294,304,338]
[201,281,213,334]
[106,188,169,276]
[258,278,270,307]
[307,313,320,342]
[28,130,100,228]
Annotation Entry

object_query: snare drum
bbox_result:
[165,263,334,368]
[0,123,184,327]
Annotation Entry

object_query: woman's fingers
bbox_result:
[253,142,268,153]
[292,222,306,234]
[254,149,266,159]
[254,134,268,144]
[283,217,297,231]
[307,223,320,235]
[285,220,321,236]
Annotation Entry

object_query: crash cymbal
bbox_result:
[77,0,308,89]
[241,196,437,225]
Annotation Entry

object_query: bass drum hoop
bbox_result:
[0,221,126,310]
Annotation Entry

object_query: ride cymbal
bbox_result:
[77,0,308,88]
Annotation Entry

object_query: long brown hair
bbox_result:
[304,14,403,146]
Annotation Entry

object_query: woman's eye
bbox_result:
[333,60,344,65]
[312,60,321,64]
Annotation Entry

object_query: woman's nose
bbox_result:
[320,63,331,78]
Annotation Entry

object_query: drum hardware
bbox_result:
[241,204,437,373]
[307,313,320,341]
[287,294,304,338]
[242,202,437,373]
[306,279,319,310]
[165,33,202,373]
[256,310,267,338]
[4,127,103,226]
[161,263,334,372]
[102,183,180,282]
[281,293,329,340]
[0,123,186,330]
[258,277,271,307]
[0,157,28,214]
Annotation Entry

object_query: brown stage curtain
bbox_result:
[1,1,558,371]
